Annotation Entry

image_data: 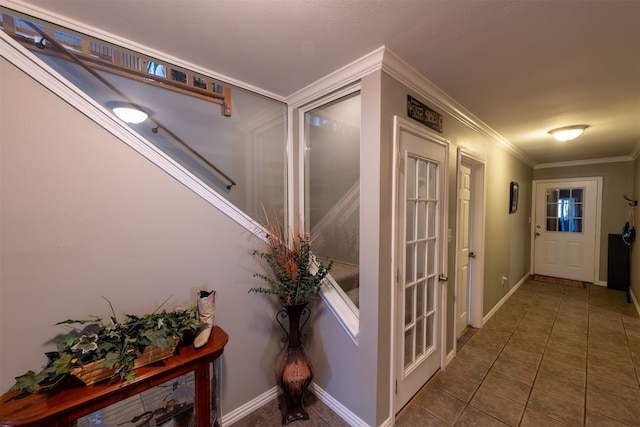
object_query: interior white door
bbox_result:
[533,179,598,282]
[395,122,446,412]
[456,164,471,338]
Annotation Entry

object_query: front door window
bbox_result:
[545,188,584,233]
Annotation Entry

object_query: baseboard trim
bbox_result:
[221,386,280,426]
[630,287,640,316]
[222,383,369,427]
[590,281,639,315]
[445,349,456,366]
[308,382,369,427]
[482,273,529,325]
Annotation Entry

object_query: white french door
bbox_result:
[533,178,601,283]
[394,118,447,412]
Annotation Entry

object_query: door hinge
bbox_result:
[395,380,398,394]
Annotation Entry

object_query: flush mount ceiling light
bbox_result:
[112,106,149,124]
[548,125,589,141]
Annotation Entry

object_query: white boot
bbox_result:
[194,290,216,349]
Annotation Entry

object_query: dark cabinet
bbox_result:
[607,234,630,302]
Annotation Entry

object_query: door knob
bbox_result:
[469,252,476,258]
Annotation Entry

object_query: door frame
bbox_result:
[390,116,449,416]
[453,149,486,353]
[530,177,603,284]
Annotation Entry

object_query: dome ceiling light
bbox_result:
[112,106,149,124]
[548,125,589,141]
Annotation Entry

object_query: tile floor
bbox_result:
[228,392,349,427]
[230,279,640,426]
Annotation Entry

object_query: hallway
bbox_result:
[396,279,640,426]
[230,279,640,426]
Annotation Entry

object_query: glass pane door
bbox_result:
[403,156,438,373]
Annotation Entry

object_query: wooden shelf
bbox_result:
[0,326,228,427]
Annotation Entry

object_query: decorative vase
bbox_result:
[275,303,313,425]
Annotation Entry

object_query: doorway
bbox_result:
[454,152,485,342]
[393,117,448,413]
[532,178,602,283]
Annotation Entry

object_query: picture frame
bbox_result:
[509,182,519,214]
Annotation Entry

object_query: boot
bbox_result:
[194,290,216,348]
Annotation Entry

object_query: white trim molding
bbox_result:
[222,383,370,427]
[631,287,640,317]
[1,0,285,102]
[380,49,535,168]
[631,141,640,160]
[221,386,280,426]
[482,273,529,325]
[286,45,535,170]
[535,156,634,169]
[308,383,370,427]
[287,47,384,108]
[0,29,261,237]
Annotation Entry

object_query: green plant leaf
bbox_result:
[55,317,101,326]
[142,329,171,348]
[9,371,45,394]
[52,353,75,374]
[10,301,201,399]
[102,351,121,369]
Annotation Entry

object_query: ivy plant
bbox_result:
[8,298,203,400]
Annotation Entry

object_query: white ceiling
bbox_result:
[8,0,640,165]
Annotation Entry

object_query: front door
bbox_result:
[394,118,447,412]
[533,178,600,283]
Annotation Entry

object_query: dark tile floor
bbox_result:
[228,393,349,427]
[231,280,640,426]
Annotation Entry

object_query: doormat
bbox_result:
[530,274,587,288]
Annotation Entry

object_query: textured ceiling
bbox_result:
[5,0,640,165]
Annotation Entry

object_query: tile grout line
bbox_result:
[458,280,546,427]
[516,281,560,426]
[584,284,591,427]
[621,307,640,391]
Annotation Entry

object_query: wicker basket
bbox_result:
[70,361,117,386]
[70,337,180,386]
[134,336,180,369]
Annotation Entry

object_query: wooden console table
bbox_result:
[0,326,228,427]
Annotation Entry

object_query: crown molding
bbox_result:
[631,140,640,160]
[534,156,634,169]
[380,49,535,168]
[286,46,385,108]
[286,45,534,167]
[0,0,285,102]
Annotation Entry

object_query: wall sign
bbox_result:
[407,95,443,133]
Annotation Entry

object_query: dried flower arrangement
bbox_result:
[249,212,332,306]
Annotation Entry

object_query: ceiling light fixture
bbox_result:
[548,125,589,141]
[112,106,149,124]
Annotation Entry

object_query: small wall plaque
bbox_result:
[407,95,443,133]
[510,182,519,214]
